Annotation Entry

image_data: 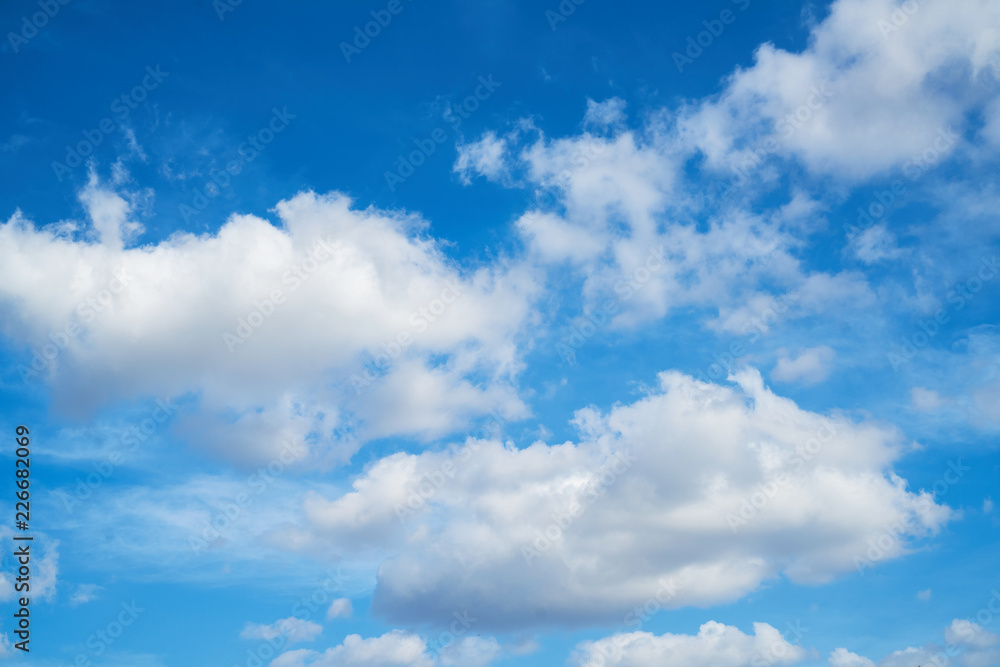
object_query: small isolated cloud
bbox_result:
[984,498,994,514]
[828,647,876,667]
[911,387,944,412]
[572,621,807,666]
[69,583,103,606]
[849,224,905,264]
[584,98,627,128]
[454,132,510,184]
[240,617,322,645]
[326,597,353,620]
[773,346,836,385]
[917,589,932,601]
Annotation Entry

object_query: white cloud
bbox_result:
[772,346,837,385]
[916,588,932,601]
[584,98,627,128]
[296,369,950,629]
[826,618,1000,667]
[828,648,876,667]
[454,132,511,184]
[69,583,103,606]
[271,630,434,667]
[326,597,352,620]
[240,616,322,644]
[571,621,806,667]
[850,224,906,264]
[0,181,537,466]
[677,0,1000,181]
[439,636,502,667]
[911,387,944,412]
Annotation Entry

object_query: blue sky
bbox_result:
[0,0,999,665]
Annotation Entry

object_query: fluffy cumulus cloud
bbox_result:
[270,630,435,667]
[824,618,1000,667]
[677,0,1000,180]
[571,621,806,667]
[453,0,1000,339]
[0,178,537,466]
[271,631,503,667]
[571,617,1000,667]
[772,345,837,385]
[294,369,950,629]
